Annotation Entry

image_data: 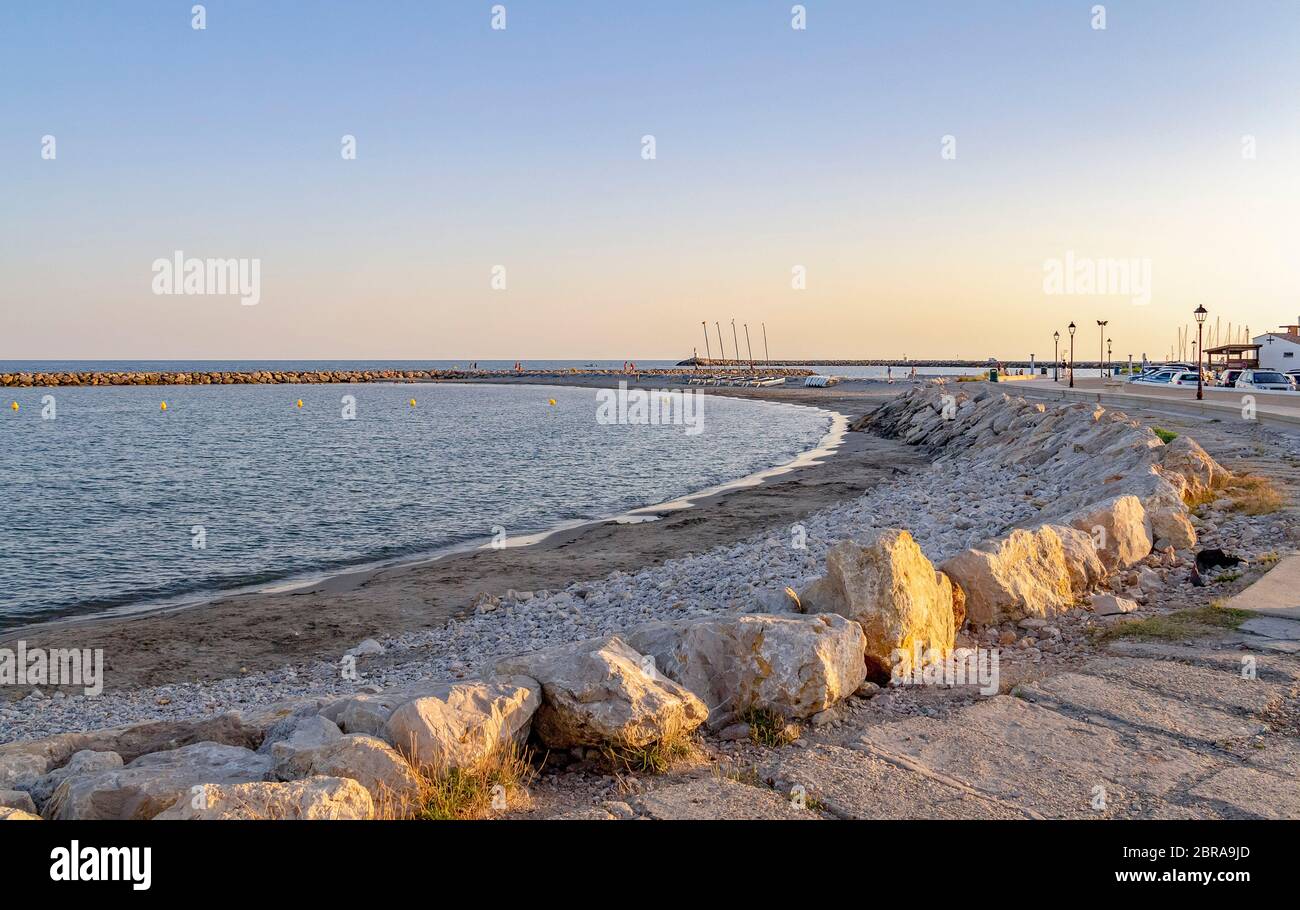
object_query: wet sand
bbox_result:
[1,378,928,692]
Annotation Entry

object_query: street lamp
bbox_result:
[1107,337,1112,376]
[1097,320,1109,379]
[1068,322,1076,388]
[1053,331,1060,382]
[1194,305,1208,400]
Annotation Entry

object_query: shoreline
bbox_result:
[0,378,916,693]
[0,388,849,639]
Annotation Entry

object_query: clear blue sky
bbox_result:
[2,1,1297,360]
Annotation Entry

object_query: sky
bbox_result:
[1,1,1297,362]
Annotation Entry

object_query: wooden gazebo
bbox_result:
[1203,343,1261,372]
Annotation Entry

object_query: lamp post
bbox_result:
[1053,331,1060,382]
[1067,322,1076,387]
[1107,337,1112,377]
[1096,320,1108,379]
[1194,305,1208,400]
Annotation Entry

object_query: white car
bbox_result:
[1130,369,1177,386]
[1234,369,1294,391]
[1168,371,1203,387]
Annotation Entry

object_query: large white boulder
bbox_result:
[799,531,955,674]
[496,636,708,749]
[384,677,540,773]
[319,693,409,738]
[154,776,374,820]
[1158,435,1224,504]
[273,734,421,815]
[627,612,867,727]
[27,750,123,811]
[1062,494,1152,571]
[44,742,273,820]
[1046,524,1107,595]
[940,526,1077,626]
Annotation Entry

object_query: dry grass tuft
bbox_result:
[1089,603,1252,645]
[405,743,539,821]
[602,717,702,775]
[1221,474,1285,515]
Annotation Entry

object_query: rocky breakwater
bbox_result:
[1,616,870,819]
[1,367,814,388]
[852,384,1229,629]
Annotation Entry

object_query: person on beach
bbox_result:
[886,366,894,383]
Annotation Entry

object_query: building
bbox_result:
[1253,323,1300,372]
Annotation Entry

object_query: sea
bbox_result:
[0,362,835,629]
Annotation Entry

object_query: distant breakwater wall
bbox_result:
[1,367,815,388]
[678,358,1107,369]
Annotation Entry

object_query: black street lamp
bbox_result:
[1068,322,1076,388]
[1107,337,1112,376]
[1053,331,1060,382]
[1194,305,1208,400]
[1096,319,1109,379]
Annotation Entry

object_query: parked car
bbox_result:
[1218,369,1244,387]
[1234,369,1294,391]
[1168,371,1203,387]
[1285,369,1300,389]
[1130,370,1177,386]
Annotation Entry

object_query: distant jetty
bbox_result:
[0,366,815,388]
[677,357,1108,369]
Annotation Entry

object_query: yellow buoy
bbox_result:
[409,398,416,407]
[296,399,303,408]
[9,401,17,411]
[160,402,167,411]
[548,398,557,406]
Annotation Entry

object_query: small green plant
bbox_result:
[1151,426,1178,445]
[1214,570,1243,583]
[1090,603,1252,644]
[741,706,800,747]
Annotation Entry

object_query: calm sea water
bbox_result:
[0,381,830,630]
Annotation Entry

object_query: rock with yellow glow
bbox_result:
[798,531,955,676]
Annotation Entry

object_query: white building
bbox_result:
[1254,323,1300,372]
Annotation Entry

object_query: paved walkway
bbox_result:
[1010,377,1300,431]
[1225,553,1300,624]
